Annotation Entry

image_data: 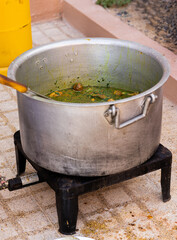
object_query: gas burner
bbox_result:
[1,131,172,235]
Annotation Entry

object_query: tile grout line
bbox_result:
[122,184,174,240]
[0,189,60,239]
[97,188,139,239]
[0,197,32,239]
[29,190,62,238]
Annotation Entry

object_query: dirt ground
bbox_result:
[106,0,177,54]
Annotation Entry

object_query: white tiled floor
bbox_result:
[0,18,177,240]
[32,19,84,47]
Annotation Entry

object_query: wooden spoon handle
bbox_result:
[0,74,28,93]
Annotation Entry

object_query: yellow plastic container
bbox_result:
[0,24,32,67]
[0,67,8,76]
[0,0,32,68]
[0,0,31,31]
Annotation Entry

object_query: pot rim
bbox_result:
[8,38,170,107]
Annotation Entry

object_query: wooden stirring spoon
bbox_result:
[0,74,51,100]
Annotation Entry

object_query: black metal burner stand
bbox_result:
[14,131,172,235]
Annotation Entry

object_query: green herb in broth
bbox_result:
[47,84,139,103]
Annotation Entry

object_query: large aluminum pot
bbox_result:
[8,38,170,176]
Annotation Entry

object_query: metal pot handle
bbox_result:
[104,93,157,129]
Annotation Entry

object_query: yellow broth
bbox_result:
[47,86,139,103]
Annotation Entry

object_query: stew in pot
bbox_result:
[47,83,139,103]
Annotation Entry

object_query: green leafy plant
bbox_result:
[96,0,131,8]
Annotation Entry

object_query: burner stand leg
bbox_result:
[14,131,26,176]
[55,191,78,235]
[161,163,172,202]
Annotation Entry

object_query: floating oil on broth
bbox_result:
[47,83,139,103]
